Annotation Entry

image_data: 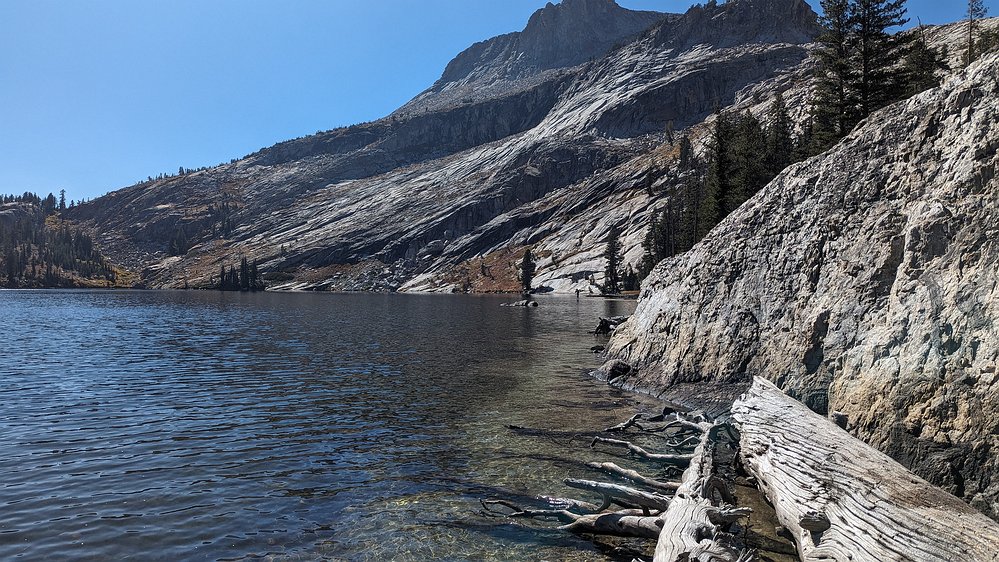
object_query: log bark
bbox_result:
[733,377,999,562]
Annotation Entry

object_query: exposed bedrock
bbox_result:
[610,53,999,518]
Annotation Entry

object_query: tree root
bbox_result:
[485,409,755,561]
[590,436,694,466]
[586,461,681,493]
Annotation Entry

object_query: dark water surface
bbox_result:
[0,291,663,561]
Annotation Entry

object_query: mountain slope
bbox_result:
[68,0,820,292]
[609,51,999,518]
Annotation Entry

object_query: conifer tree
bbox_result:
[250,259,260,291]
[240,257,250,292]
[622,265,639,292]
[519,249,536,294]
[812,0,855,151]
[903,24,949,96]
[678,135,696,171]
[728,112,767,215]
[603,226,622,294]
[765,94,795,177]
[966,0,989,65]
[698,113,732,238]
[850,0,910,116]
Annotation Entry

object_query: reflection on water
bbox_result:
[0,290,659,560]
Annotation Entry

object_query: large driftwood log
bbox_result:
[733,377,999,562]
[653,419,751,562]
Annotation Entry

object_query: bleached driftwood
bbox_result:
[586,461,681,493]
[653,419,751,562]
[733,377,999,562]
[480,499,663,539]
[488,411,752,560]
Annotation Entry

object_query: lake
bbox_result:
[0,290,665,561]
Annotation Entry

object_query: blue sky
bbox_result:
[0,0,993,202]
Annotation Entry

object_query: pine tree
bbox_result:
[622,265,639,292]
[519,249,536,294]
[678,135,696,171]
[240,257,250,292]
[812,0,856,152]
[219,264,226,290]
[850,0,910,116]
[603,226,622,294]
[728,112,767,215]
[698,113,732,238]
[903,24,949,96]
[966,0,990,65]
[58,189,66,213]
[250,259,260,291]
[765,94,795,177]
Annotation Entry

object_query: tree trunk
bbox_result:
[653,421,749,562]
[733,377,999,562]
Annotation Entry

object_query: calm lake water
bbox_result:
[0,290,664,561]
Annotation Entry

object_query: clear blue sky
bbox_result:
[0,0,992,202]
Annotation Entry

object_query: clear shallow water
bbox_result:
[0,290,663,561]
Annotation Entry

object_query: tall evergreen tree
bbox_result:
[58,189,66,213]
[250,259,260,291]
[698,113,733,239]
[603,226,622,294]
[765,94,795,177]
[903,24,949,96]
[966,0,990,65]
[677,135,696,171]
[240,257,250,291]
[728,112,768,215]
[519,249,536,294]
[850,0,910,116]
[812,0,856,151]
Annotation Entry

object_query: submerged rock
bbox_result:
[501,299,539,307]
[593,316,630,335]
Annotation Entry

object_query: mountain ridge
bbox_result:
[67,0,822,294]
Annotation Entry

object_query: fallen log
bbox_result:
[653,419,751,562]
[733,377,999,562]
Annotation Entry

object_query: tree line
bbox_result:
[636,0,993,282]
[216,256,265,292]
[1,192,116,287]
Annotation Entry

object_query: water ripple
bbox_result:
[0,290,656,560]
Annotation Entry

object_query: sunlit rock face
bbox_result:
[69,0,820,293]
[610,52,999,519]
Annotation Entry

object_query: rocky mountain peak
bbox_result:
[660,0,820,49]
[402,0,668,113]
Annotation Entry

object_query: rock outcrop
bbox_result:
[610,52,999,518]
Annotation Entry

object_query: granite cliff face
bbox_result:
[68,0,820,292]
[609,52,999,518]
